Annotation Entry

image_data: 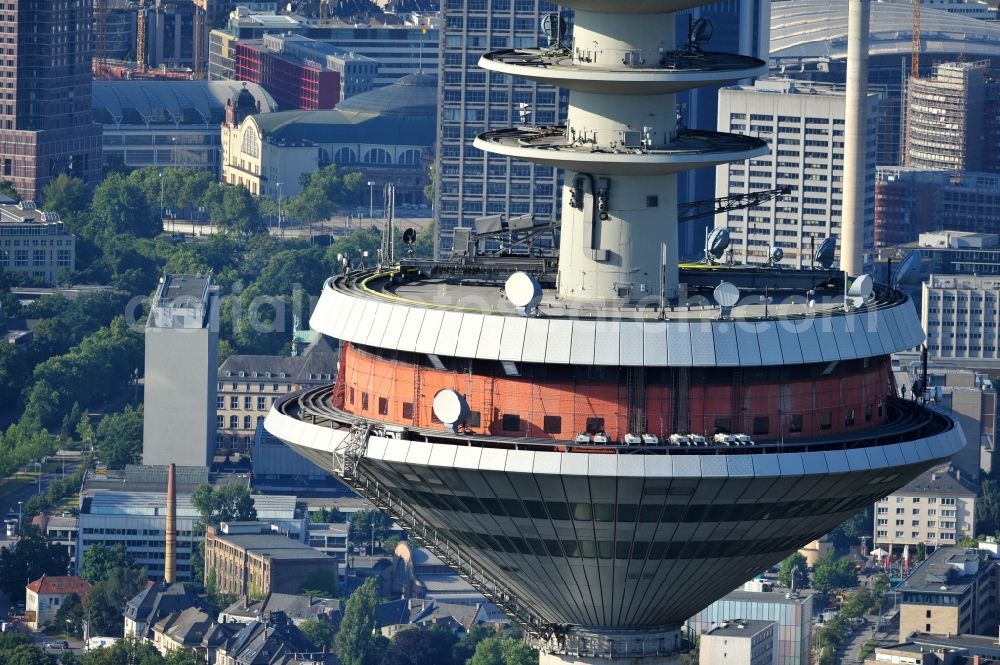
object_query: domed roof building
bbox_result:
[220,74,436,206]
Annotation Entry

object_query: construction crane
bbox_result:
[912,0,921,78]
[137,0,147,72]
[677,186,790,223]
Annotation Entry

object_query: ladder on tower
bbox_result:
[331,426,550,640]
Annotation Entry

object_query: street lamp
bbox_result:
[158,171,164,221]
[17,500,22,537]
[367,181,375,221]
[276,182,283,240]
[33,460,41,495]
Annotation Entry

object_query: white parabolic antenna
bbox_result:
[713,281,740,308]
[505,271,543,315]
[432,389,469,428]
[848,273,874,299]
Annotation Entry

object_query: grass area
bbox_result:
[860,640,878,660]
[0,475,30,498]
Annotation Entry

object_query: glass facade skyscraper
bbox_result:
[434,0,567,256]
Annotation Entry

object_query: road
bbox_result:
[0,464,76,547]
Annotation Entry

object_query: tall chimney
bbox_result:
[164,463,177,584]
[841,0,871,277]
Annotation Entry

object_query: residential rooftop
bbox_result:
[898,547,988,596]
[705,619,775,637]
[212,532,331,560]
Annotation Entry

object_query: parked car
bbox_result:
[44,640,69,650]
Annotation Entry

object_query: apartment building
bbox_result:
[874,464,977,553]
[700,620,777,665]
[715,79,878,268]
[922,274,1000,361]
[0,202,75,284]
[898,546,1000,641]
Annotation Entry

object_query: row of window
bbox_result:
[876,530,955,541]
[218,395,272,410]
[217,414,265,430]
[397,486,861,524]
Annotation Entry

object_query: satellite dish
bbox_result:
[769,246,784,266]
[706,227,730,262]
[540,13,566,45]
[690,17,713,45]
[505,271,543,316]
[402,228,417,244]
[432,389,469,432]
[814,237,836,269]
[713,281,740,308]
[893,250,921,289]
[848,274,874,299]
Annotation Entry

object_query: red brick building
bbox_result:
[236,43,339,111]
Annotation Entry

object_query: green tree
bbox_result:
[297,568,338,598]
[778,552,808,589]
[208,185,265,238]
[93,406,143,470]
[336,577,383,665]
[309,507,342,523]
[85,566,148,637]
[299,618,337,651]
[87,173,161,241]
[42,175,92,230]
[190,483,257,527]
[811,552,858,594]
[380,626,458,665]
[286,165,365,224]
[349,509,393,549]
[468,636,537,665]
[977,476,1000,535]
[80,635,162,665]
[54,592,85,638]
[0,525,71,600]
[0,179,20,201]
[2,644,51,665]
[957,536,979,548]
[81,543,137,584]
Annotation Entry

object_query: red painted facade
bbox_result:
[236,43,340,111]
[335,343,896,441]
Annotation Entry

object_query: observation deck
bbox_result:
[479,49,768,94]
[474,127,769,175]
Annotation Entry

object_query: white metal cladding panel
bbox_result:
[776,322,804,364]
[593,321,621,365]
[882,306,906,350]
[672,456,701,477]
[777,452,805,476]
[414,309,445,353]
[644,455,672,476]
[619,322,644,366]
[756,322,783,365]
[690,322,716,366]
[479,448,508,471]
[898,304,925,349]
[701,456,729,477]
[354,299,383,343]
[477,314,505,359]
[848,315,873,357]
[734,323,762,365]
[726,456,754,477]
[341,298,371,342]
[815,317,842,361]
[874,308,897,355]
[800,452,828,474]
[452,446,483,470]
[844,448,871,472]
[405,440,433,466]
[309,289,341,336]
[831,316,857,359]
[751,454,781,477]
[643,322,669,366]
[713,323,740,366]
[533,451,562,474]
[331,292,357,339]
[505,449,535,473]
[380,304,409,348]
[858,312,885,356]
[523,318,551,363]
[397,308,425,352]
[569,320,596,365]
[864,446,889,470]
[545,319,574,364]
[617,456,646,477]
[435,311,464,357]
[455,313,484,358]
[366,302,394,346]
[588,455,617,476]
[792,319,823,363]
[665,322,693,366]
[882,445,905,468]
[823,450,850,473]
[499,316,528,361]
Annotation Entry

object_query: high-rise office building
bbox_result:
[433,0,565,256]
[715,79,878,268]
[143,274,219,468]
[905,61,990,172]
[0,1,102,201]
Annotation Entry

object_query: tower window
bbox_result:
[502,414,520,431]
[819,411,832,430]
[714,418,732,434]
[543,415,562,433]
[752,417,769,436]
[585,417,605,434]
[646,195,659,207]
[402,402,414,419]
[378,398,389,416]
[789,415,803,433]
